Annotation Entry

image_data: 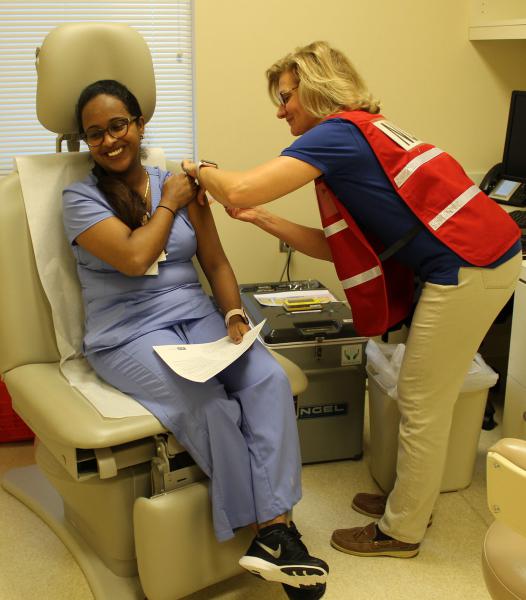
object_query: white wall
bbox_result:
[195,0,526,295]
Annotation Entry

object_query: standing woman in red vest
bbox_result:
[183,40,521,558]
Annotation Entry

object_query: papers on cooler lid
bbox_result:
[254,289,337,307]
[153,320,266,383]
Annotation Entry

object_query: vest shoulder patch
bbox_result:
[372,119,422,151]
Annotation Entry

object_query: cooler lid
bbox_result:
[240,280,358,344]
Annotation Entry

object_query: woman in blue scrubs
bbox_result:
[63,79,328,599]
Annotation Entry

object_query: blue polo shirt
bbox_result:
[282,118,520,284]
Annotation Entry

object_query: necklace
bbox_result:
[141,170,151,225]
[144,171,150,201]
[141,169,168,258]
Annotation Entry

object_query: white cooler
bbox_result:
[503,259,526,440]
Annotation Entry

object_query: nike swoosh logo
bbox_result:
[257,541,282,559]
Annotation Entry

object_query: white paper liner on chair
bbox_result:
[16,150,167,418]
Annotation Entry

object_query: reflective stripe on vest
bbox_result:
[324,219,348,237]
[323,219,382,290]
[394,147,443,187]
[428,185,480,231]
[341,266,382,289]
[391,144,481,233]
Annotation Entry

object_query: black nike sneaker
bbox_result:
[283,583,327,599]
[239,522,328,589]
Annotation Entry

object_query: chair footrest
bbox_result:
[134,484,252,600]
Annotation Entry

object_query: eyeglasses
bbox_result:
[278,86,298,107]
[82,116,139,147]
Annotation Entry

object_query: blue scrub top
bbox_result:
[282,118,520,284]
[63,166,215,354]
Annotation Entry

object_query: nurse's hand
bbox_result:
[225,206,268,224]
[228,316,250,344]
[181,160,209,206]
[162,172,197,211]
[181,159,198,180]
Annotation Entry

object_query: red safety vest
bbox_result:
[316,110,520,337]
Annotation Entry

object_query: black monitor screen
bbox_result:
[503,90,526,179]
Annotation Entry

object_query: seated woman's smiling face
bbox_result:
[81,94,144,175]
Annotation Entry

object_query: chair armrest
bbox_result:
[268,350,308,397]
[487,438,526,538]
[489,438,526,470]
[4,363,165,449]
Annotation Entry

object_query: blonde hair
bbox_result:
[266,41,380,118]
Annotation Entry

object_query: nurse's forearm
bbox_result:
[251,210,333,262]
[199,166,284,208]
[199,167,250,206]
[194,156,321,208]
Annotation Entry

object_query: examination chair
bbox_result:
[0,23,307,600]
[482,438,526,600]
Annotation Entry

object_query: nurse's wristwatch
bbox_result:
[195,159,218,186]
[224,308,249,328]
[198,159,218,172]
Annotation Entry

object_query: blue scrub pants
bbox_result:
[87,310,302,541]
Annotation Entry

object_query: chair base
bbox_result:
[2,465,143,600]
[482,520,526,600]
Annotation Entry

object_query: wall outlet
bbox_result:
[279,240,295,253]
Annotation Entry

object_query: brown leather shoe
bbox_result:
[330,522,420,558]
[351,493,388,518]
[351,492,433,526]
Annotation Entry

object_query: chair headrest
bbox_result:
[36,23,156,135]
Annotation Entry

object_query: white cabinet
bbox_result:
[503,375,526,438]
[507,263,526,386]
[469,0,526,40]
[503,261,526,439]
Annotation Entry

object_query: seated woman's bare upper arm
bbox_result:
[75,216,134,271]
[188,201,228,273]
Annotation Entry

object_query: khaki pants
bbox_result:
[379,252,522,544]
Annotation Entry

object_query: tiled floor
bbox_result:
[0,397,499,600]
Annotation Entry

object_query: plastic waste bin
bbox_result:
[366,340,498,493]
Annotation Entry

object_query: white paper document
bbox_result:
[144,250,167,276]
[153,319,266,383]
